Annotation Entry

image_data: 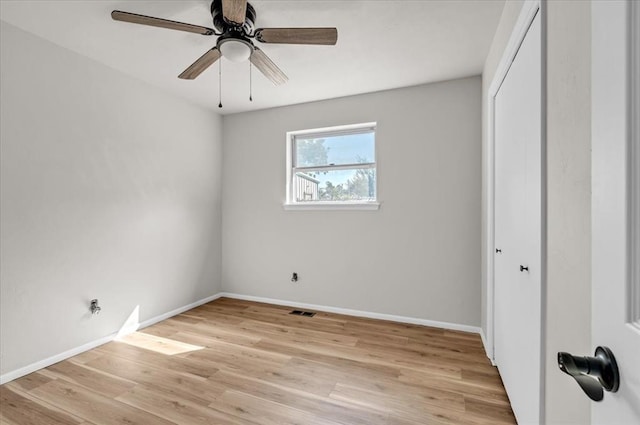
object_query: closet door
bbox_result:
[493,12,542,424]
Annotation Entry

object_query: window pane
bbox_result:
[295,169,376,202]
[295,131,375,168]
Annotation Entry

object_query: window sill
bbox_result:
[283,202,380,211]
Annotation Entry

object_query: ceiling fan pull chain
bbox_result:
[249,61,253,102]
[218,59,223,108]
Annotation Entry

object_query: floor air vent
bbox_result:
[289,310,316,317]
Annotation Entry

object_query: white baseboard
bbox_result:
[0,293,223,385]
[0,332,117,385]
[218,292,482,334]
[137,293,223,330]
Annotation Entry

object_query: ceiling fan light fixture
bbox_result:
[218,38,253,62]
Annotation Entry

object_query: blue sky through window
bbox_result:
[324,133,374,185]
[297,132,375,185]
[324,133,375,165]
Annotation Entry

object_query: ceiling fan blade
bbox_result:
[178,48,221,80]
[221,0,247,26]
[111,10,215,35]
[255,28,338,45]
[250,47,288,86]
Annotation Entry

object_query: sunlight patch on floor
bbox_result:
[116,331,204,355]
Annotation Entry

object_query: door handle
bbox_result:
[557,346,620,401]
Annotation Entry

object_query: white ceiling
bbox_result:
[0,0,505,115]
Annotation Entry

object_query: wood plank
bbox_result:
[239,319,359,347]
[398,368,511,405]
[7,371,53,392]
[182,341,289,379]
[464,396,519,424]
[29,379,174,425]
[66,349,104,365]
[116,384,251,425]
[330,383,496,425]
[95,340,218,379]
[46,360,136,398]
[117,331,205,355]
[166,329,259,351]
[210,390,343,425]
[207,369,388,425]
[0,386,83,425]
[253,339,402,379]
[85,353,224,406]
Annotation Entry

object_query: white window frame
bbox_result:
[284,122,380,210]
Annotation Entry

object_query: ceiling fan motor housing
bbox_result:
[211,0,256,34]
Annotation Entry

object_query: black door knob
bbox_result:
[520,265,529,272]
[557,346,620,401]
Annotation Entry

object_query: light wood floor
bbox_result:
[1,297,516,424]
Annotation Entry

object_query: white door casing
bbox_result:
[493,11,542,425]
[591,1,640,423]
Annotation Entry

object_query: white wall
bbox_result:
[545,1,592,423]
[0,22,223,377]
[222,77,482,327]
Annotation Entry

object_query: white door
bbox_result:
[494,11,542,425]
[591,1,640,423]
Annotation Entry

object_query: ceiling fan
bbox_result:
[111,0,338,86]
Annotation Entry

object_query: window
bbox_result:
[285,122,379,210]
